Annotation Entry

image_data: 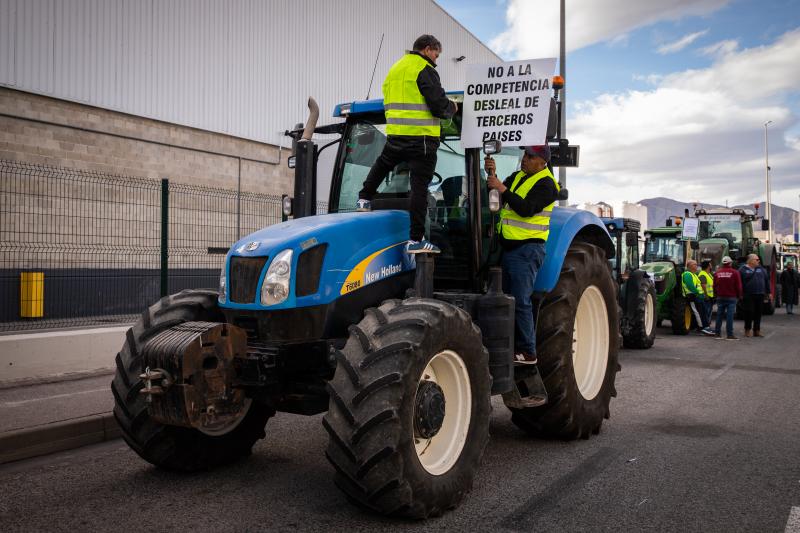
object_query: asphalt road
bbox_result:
[1,312,799,532]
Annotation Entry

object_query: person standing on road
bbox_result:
[698,259,715,328]
[485,145,559,365]
[357,34,458,254]
[683,260,713,335]
[780,262,799,315]
[739,254,769,337]
[713,256,743,340]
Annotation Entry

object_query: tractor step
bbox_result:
[503,365,548,409]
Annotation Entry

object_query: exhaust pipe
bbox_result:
[293,98,320,218]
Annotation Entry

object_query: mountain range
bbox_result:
[638,198,798,238]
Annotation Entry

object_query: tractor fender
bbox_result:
[534,207,615,293]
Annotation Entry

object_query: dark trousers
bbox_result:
[358,136,438,241]
[742,293,763,332]
[502,243,546,355]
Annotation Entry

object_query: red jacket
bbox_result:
[714,266,743,299]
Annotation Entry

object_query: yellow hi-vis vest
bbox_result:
[682,270,702,297]
[382,54,440,137]
[698,270,714,297]
[497,168,559,241]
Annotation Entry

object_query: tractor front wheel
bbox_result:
[623,278,657,349]
[324,298,491,518]
[670,293,691,335]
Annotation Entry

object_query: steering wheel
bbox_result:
[430,172,443,185]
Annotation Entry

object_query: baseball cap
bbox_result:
[522,145,550,162]
[721,256,733,264]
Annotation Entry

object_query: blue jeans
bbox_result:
[502,243,546,355]
[701,299,713,328]
[715,297,737,337]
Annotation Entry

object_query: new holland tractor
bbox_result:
[601,217,656,348]
[641,222,695,335]
[112,87,620,518]
[694,207,777,314]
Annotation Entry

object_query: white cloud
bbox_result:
[698,39,739,57]
[490,0,730,59]
[656,29,709,54]
[632,73,664,85]
[566,29,800,210]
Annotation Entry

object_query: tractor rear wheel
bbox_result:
[111,289,273,471]
[508,242,619,440]
[623,278,657,349]
[670,293,691,335]
[324,298,491,518]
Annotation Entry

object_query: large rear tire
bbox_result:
[323,298,491,518]
[623,278,657,349]
[670,293,691,335]
[111,289,273,471]
[508,242,619,440]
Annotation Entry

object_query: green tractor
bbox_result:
[694,207,777,314]
[641,223,695,335]
[601,217,656,348]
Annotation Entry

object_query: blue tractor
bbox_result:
[113,88,620,518]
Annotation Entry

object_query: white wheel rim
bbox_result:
[414,350,472,476]
[197,398,252,436]
[644,292,655,336]
[572,285,609,401]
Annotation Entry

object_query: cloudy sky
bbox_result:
[436,0,800,213]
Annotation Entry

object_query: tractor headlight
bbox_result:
[653,274,665,282]
[218,266,227,304]
[261,249,293,306]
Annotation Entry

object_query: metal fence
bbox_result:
[0,159,326,332]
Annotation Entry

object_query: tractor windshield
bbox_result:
[333,117,521,281]
[698,216,742,251]
[645,234,685,264]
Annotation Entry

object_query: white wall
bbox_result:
[0,0,499,149]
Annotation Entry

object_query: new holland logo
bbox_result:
[245,241,260,251]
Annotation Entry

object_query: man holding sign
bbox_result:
[485,145,559,364]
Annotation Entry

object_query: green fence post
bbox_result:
[161,178,169,297]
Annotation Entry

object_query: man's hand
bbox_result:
[487,174,506,192]
[484,156,496,176]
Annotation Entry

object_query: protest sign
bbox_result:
[682,217,699,241]
[461,58,557,149]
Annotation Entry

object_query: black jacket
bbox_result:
[499,170,559,249]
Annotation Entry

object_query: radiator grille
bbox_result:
[230,256,268,303]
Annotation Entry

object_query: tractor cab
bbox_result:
[601,217,641,283]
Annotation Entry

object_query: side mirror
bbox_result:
[625,232,638,247]
[483,140,502,155]
[690,241,699,250]
[557,187,569,201]
[761,219,769,231]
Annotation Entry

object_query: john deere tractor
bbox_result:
[694,207,777,314]
[112,87,620,518]
[641,222,695,335]
[601,217,656,348]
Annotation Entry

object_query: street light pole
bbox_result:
[763,120,773,243]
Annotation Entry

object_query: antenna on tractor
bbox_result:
[366,33,385,100]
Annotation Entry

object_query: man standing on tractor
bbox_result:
[485,145,559,364]
[683,260,713,335]
[698,260,715,328]
[740,254,769,337]
[356,34,457,254]
[713,256,742,340]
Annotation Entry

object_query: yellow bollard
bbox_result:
[20,272,44,318]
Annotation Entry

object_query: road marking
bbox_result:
[786,507,800,533]
[708,363,734,382]
[764,331,776,339]
[1,388,108,407]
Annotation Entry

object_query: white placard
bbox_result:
[461,58,557,149]
[682,217,699,240]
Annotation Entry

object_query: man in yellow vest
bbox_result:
[357,35,457,254]
[485,145,559,365]
[682,259,713,335]
[698,259,715,330]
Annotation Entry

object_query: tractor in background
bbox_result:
[112,82,621,519]
[601,217,656,348]
[641,220,696,335]
[694,207,777,314]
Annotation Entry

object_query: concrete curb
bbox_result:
[0,412,120,464]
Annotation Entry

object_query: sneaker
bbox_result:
[356,199,372,212]
[513,352,538,365]
[406,239,440,254]
[713,333,724,340]
[726,335,739,340]
[701,328,715,336]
